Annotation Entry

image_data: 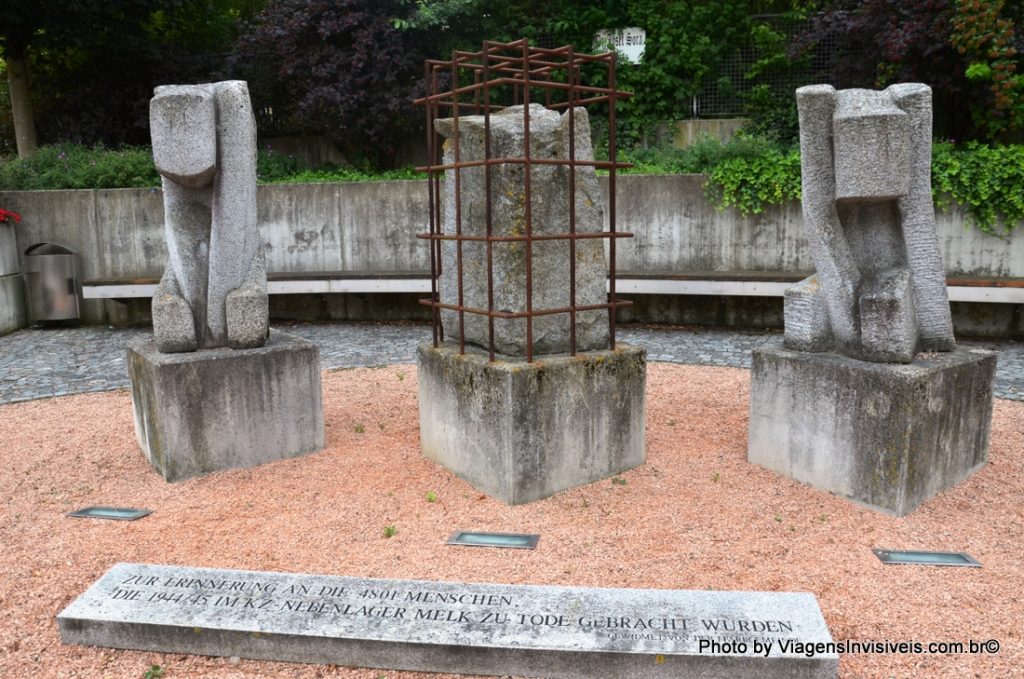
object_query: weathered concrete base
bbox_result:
[748,344,996,516]
[418,342,646,505]
[128,330,324,482]
[0,221,27,336]
[59,562,838,678]
[0,273,27,336]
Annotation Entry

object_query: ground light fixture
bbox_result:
[873,548,981,567]
[67,507,152,521]
[447,531,540,549]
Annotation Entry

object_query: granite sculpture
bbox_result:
[435,103,608,356]
[784,83,955,363]
[129,80,323,482]
[748,83,995,516]
[150,80,268,353]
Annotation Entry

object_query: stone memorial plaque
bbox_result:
[59,563,837,678]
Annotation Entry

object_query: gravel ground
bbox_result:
[0,363,1021,678]
[1,321,1022,404]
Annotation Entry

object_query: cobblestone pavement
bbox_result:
[0,321,1021,405]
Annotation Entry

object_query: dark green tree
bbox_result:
[236,0,426,167]
[398,0,754,145]
[0,0,261,153]
[794,0,1024,142]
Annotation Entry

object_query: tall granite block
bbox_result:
[435,104,608,356]
[748,344,995,516]
[421,98,646,504]
[129,331,324,482]
[418,343,645,505]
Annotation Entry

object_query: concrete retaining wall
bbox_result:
[1,176,1021,331]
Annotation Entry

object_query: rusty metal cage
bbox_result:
[415,38,634,363]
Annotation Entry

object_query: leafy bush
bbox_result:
[0,144,424,190]
[271,166,424,184]
[621,136,1024,233]
[0,144,159,189]
[236,0,423,167]
[932,141,1024,234]
[620,134,788,175]
[704,146,802,215]
[618,135,801,215]
[950,0,1024,140]
[794,0,1024,143]
[256,148,304,183]
[3,140,1023,236]
[396,0,755,150]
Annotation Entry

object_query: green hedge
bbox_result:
[0,144,159,189]
[0,144,423,190]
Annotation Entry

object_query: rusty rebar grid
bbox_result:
[416,38,634,363]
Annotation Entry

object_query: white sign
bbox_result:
[594,27,646,64]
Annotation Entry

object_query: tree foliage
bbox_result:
[395,0,754,146]
[0,0,261,148]
[794,0,1024,142]
[950,0,1024,139]
[236,0,425,166]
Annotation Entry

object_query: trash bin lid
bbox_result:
[25,242,76,256]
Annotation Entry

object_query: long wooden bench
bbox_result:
[82,270,1024,304]
[83,272,433,299]
[615,271,1024,304]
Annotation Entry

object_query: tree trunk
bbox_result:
[6,55,38,158]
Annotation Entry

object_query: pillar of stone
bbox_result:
[418,104,646,505]
[435,104,608,356]
[748,84,995,516]
[129,80,323,481]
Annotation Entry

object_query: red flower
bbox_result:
[0,208,21,224]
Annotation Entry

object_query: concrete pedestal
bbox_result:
[748,344,996,516]
[418,342,646,505]
[0,222,26,336]
[128,330,324,482]
[0,273,26,336]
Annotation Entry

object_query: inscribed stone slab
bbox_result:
[59,563,837,678]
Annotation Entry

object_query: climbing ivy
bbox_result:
[932,141,1024,235]
[692,138,1024,237]
[703,147,802,216]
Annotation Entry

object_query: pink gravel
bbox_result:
[0,362,1021,678]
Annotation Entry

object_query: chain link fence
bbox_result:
[692,14,834,119]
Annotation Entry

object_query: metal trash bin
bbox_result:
[23,242,81,322]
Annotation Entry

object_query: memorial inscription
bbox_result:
[60,563,837,678]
